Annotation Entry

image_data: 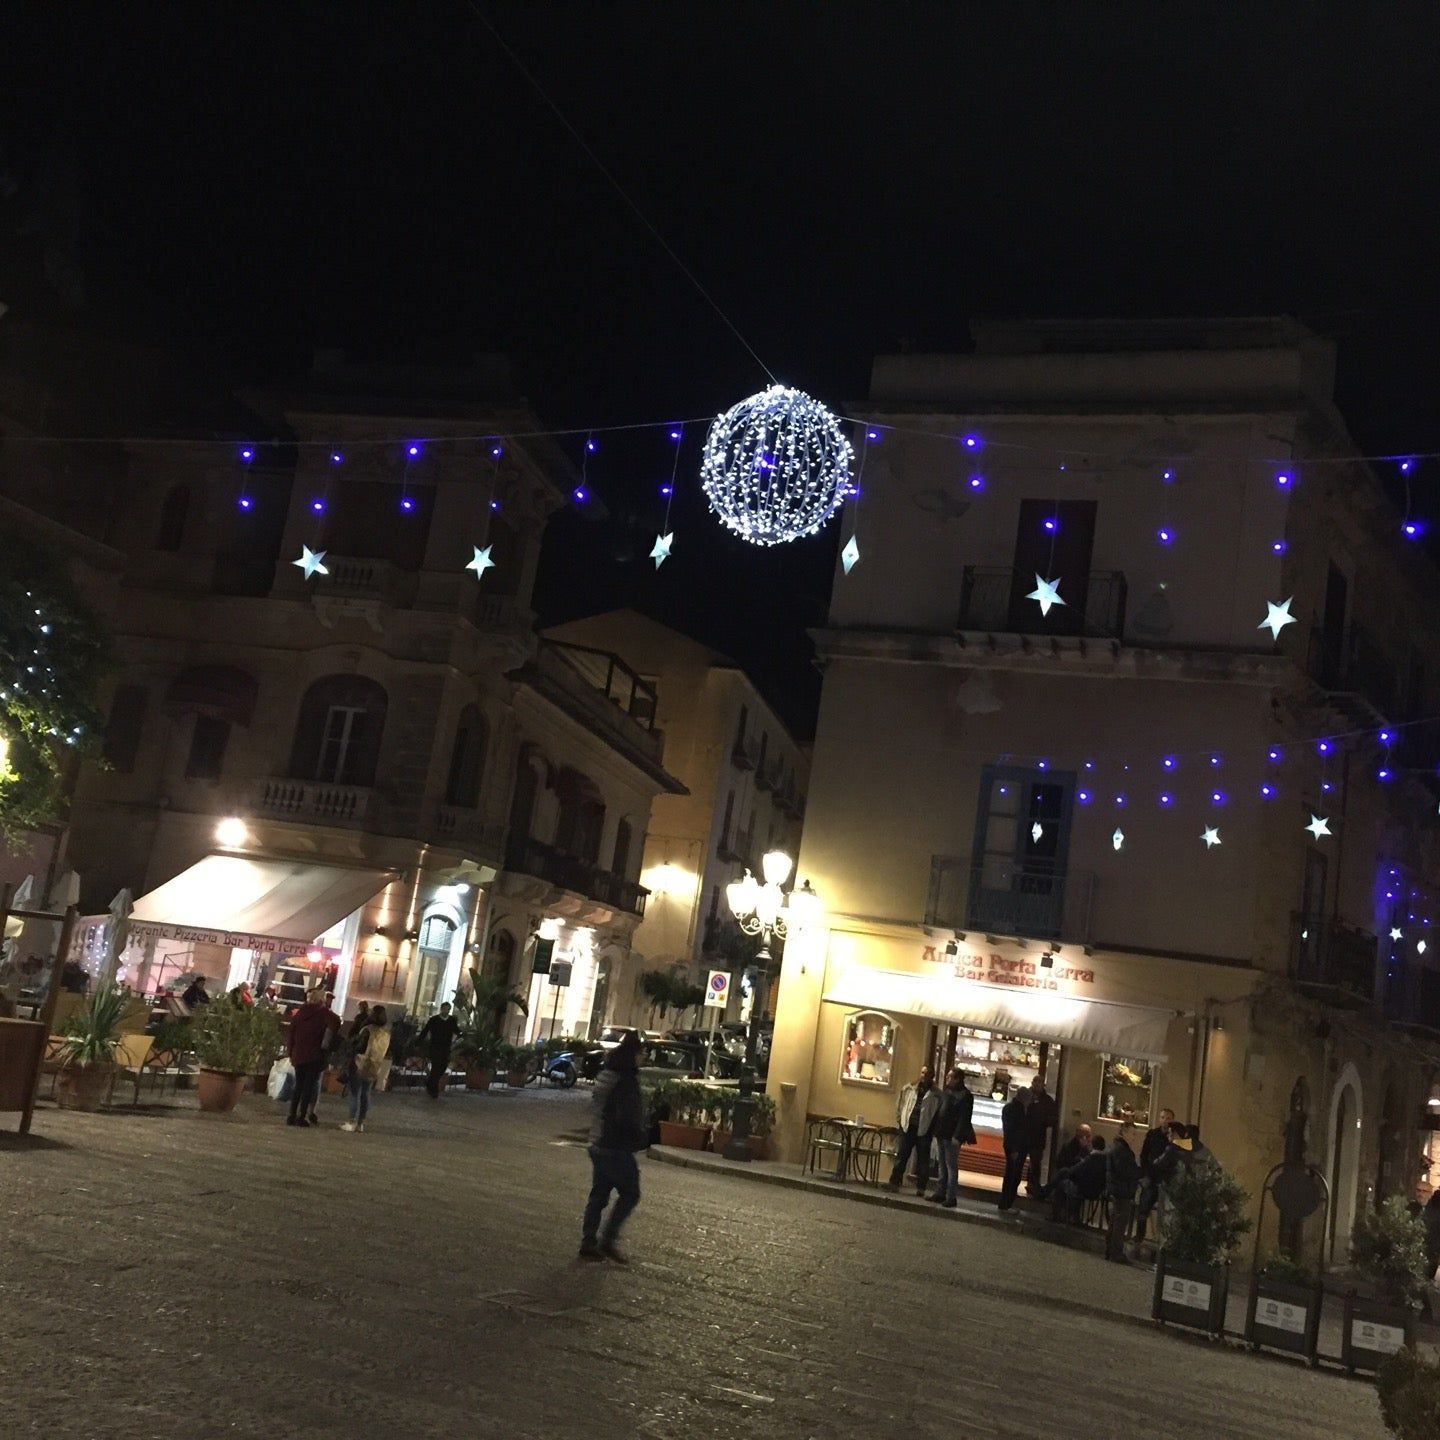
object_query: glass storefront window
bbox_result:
[840,1010,895,1086]
[1098,1053,1155,1124]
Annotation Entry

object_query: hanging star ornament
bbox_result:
[292,545,329,580]
[1390,926,1403,942]
[1304,814,1332,840]
[465,544,496,581]
[1027,574,1065,617]
[841,535,860,575]
[649,532,674,569]
[1257,597,1297,642]
[1202,827,1222,849]
[1111,827,1125,852]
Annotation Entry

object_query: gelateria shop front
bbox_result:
[770,924,1246,1187]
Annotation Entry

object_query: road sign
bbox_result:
[704,969,730,1009]
[549,960,573,988]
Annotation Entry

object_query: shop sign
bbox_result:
[128,922,314,957]
[549,960,573,988]
[1351,1319,1405,1355]
[1161,1276,1211,1312]
[531,937,555,974]
[922,945,1095,993]
[1256,1299,1307,1335]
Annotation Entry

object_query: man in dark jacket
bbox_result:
[1050,1135,1108,1223]
[1136,1120,1192,1240]
[580,1031,647,1263]
[997,1087,1031,1212]
[1053,1122,1093,1176]
[285,986,340,1127]
[1139,1108,1175,1179]
[927,1070,974,1208]
[417,1001,459,1099]
[1023,1078,1058,1197]
[1104,1121,1141,1261]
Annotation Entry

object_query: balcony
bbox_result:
[958,566,1127,640]
[716,825,754,866]
[755,759,782,793]
[926,856,1095,944]
[257,778,372,826]
[432,807,507,860]
[1383,962,1440,1038]
[731,735,758,770]
[504,835,647,916]
[1290,914,1377,1008]
[1307,625,1404,725]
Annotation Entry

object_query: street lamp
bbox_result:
[722,848,821,1161]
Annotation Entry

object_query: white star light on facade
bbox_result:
[841,535,860,574]
[1390,927,1403,942]
[1202,827,1222,849]
[1027,574,1065,616]
[292,545,329,580]
[1304,814,1332,840]
[649,533,674,569]
[1031,821,1044,843]
[1111,827,1125,852]
[1257,597,1297,641]
[465,545,496,581]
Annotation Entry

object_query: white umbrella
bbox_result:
[100,887,134,987]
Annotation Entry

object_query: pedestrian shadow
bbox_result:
[0,1130,72,1152]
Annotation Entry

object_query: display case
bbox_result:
[949,1026,1043,1101]
[840,1010,895,1087]
[1097,1053,1155,1125]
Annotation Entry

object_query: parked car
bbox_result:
[666,1027,746,1060]
[638,1040,742,1082]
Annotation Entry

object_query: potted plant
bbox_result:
[1377,1346,1440,1439]
[192,999,283,1114]
[1244,1249,1324,1364]
[457,1029,500,1090]
[54,986,128,1111]
[1152,1162,1251,1335]
[710,1090,777,1160]
[503,1042,534,1089]
[656,1080,713,1150]
[1343,1196,1426,1372]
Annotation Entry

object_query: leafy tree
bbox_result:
[1351,1196,1430,1304]
[639,968,676,1026]
[0,541,106,840]
[1378,1348,1440,1440]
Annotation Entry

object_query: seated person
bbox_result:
[1050,1135,1109,1222]
[1053,1121,1093,1174]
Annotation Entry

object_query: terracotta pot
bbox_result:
[56,1061,113,1112]
[321,1068,345,1095]
[197,1068,249,1114]
[710,1127,768,1160]
[506,1069,529,1089]
[658,1120,711,1150]
[465,1066,494,1092]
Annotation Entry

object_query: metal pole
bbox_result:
[703,994,718,1079]
[724,928,771,1161]
[549,981,561,1042]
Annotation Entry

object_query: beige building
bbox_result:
[1,341,681,1031]
[769,319,1440,1258]
[544,610,808,1028]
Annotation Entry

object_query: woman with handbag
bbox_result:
[341,1005,391,1133]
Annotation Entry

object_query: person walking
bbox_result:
[928,1070,974,1208]
[1105,1120,1141,1262]
[580,1030,647,1262]
[417,1001,459,1099]
[286,985,340,1127]
[997,1086,1032,1211]
[1023,1076,1058,1197]
[341,1005,390,1133]
[888,1065,940,1195]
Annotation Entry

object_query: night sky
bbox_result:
[4,4,1439,734]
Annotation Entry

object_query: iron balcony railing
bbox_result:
[504,835,647,916]
[1382,961,1440,1037]
[432,807,508,860]
[1290,914,1377,1007]
[958,566,1127,640]
[1306,625,1406,722]
[926,856,1095,944]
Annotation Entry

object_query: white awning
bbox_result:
[130,856,392,956]
[823,968,1175,1062]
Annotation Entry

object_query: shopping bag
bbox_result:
[267,1057,295,1102]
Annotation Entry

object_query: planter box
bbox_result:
[1152,1253,1229,1335]
[710,1127,769,1161]
[505,1069,529,1089]
[464,1067,493,1092]
[658,1120,711,1151]
[321,1068,345,1095]
[56,1061,114,1112]
[1244,1273,1323,1364]
[1341,1290,1416,1373]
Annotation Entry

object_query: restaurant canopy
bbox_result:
[129,856,392,955]
[823,968,1176,1062]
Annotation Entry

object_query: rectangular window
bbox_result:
[1097,1054,1156,1126]
[735,704,749,747]
[184,715,230,780]
[967,765,1074,940]
[719,790,735,850]
[102,685,148,774]
[317,705,363,783]
[1006,499,1098,635]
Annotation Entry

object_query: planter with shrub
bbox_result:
[1243,1250,1323,1364]
[1152,1161,1251,1336]
[502,1043,534,1089]
[54,986,128,1111]
[710,1091,777,1160]
[1342,1197,1425,1373]
[192,1000,283,1114]
[1377,1346,1440,1440]
[653,1079,719,1150]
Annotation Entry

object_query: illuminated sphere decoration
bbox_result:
[700,384,854,546]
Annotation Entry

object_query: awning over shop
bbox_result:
[130,856,391,956]
[823,968,1176,1062]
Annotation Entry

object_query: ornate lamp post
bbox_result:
[722,849,821,1161]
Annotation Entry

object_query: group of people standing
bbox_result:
[886,1065,979,1207]
[282,989,393,1132]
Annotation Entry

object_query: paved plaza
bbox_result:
[1,1086,1395,1440]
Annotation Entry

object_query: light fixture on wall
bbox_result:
[215,817,249,848]
[1040,952,1055,970]
[944,939,959,957]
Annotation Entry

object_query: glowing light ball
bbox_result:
[700,384,853,546]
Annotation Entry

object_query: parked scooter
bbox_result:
[542,1051,579,1088]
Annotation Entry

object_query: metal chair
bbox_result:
[804,1118,850,1179]
[849,1126,892,1185]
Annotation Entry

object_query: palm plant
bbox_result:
[56,985,128,1067]
[639,968,674,1026]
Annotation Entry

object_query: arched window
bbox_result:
[555,768,605,863]
[157,485,190,552]
[840,1011,896,1087]
[507,750,546,846]
[288,675,388,786]
[612,818,634,879]
[444,705,489,808]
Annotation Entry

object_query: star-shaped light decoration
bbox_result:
[292,545,329,580]
[1202,826,1222,849]
[465,544,496,581]
[1031,821,1044,843]
[649,533,674,569]
[1027,574,1065,617]
[1390,926,1403,942]
[1304,814,1332,840]
[1257,596,1297,642]
[1111,827,1125,852]
[840,535,860,575]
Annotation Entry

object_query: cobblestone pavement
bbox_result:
[1,1088,1391,1440]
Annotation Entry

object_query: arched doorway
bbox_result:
[1326,1064,1364,1265]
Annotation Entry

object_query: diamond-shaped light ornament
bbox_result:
[841,535,860,574]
